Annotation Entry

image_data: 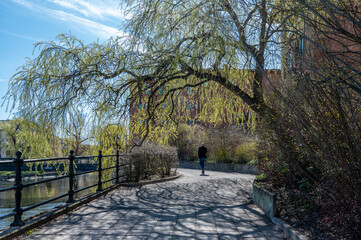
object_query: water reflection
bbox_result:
[0,174,99,231]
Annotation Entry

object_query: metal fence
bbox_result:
[0,150,124,227]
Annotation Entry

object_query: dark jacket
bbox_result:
[198,146,207,159]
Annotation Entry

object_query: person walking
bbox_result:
[198,142,207,175]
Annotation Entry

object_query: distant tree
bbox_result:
[63,109,91,156]
[0,118,59,158]
[96,124,129,154]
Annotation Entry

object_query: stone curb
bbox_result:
[0,173,181,240]
[120,172,182,187]
[271,217,309,240]
[253,182,277,219]
[179,161,258,175]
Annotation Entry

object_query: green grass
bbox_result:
[256,173,267,182]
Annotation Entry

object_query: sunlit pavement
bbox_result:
[24,168,286,240]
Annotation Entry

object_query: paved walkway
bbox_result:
[24,169,286,240]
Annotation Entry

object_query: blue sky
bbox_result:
[0,0,129,120]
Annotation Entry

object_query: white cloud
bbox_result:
[11,0,36,10]
[49,0,132,20]
[0,78,8,82]
[0,30,43,42]
[52,10,127,39]
[10,0,128,40]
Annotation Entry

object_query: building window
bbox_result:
[187,86,192,95]
[138,120,148,126]
[297,37,305,56]
[286,51,292,69]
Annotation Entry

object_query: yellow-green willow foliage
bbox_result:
[129,69,257,145]
[0,118,60,158]
[197,71,257,127]
[96,124,129,155]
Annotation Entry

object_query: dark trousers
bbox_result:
[199,158,206,170]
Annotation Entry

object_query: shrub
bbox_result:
[233,141,258,164]
[256,73,361,238]
[214,149,232,163]
[122,143,178,182]
[256,173,267,182]
[170,124,201,161]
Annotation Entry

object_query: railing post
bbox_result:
[11,150,25,226]
[96,150,102,192]
[67,150,75,203]
[115,150,120,184]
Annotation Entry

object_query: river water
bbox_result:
[0,174,99,231]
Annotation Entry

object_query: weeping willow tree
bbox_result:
[5,0,289,147]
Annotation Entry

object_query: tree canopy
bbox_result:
[5,0,288,145]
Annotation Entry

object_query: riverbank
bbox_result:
[0,172,61,181]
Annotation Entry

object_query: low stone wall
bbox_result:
[252,182,277,219]
[179,161,258,175]
[252,182,309,240]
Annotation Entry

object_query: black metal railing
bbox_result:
[0,150,123,227]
